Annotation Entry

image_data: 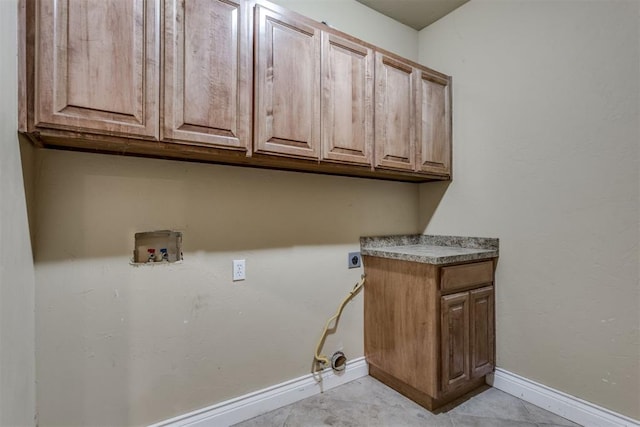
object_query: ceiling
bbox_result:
[355,0,469,30]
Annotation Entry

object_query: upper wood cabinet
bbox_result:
[163,0,251,151]
[254,4,321,159]
[374,53,417,172]
[374,51,452,177]
[34,0,160,138]
[21,0,452,182]
[321,33,374,166]
[417,71,452,176]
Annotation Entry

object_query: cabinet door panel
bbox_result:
[374,53,416,171]
[441,291,470,393]
[470,286,495,378]
[417,71,451,176]
[163,0,250,150]
[254,5,320,159]
[321,33,373,165]
[35,0,159,138]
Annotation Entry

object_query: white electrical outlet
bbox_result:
[233,259,246,281]
[348,252,361,269]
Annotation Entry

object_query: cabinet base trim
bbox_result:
[28,131,450,183]
[148,357,368,427]
[368,363,486,411]
[489,368,640,427]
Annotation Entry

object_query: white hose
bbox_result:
[314,275,366,370]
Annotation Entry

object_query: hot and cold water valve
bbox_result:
[146,248,170,262]
[133,231,183,264]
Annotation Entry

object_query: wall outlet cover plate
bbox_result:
[233,259,246,281]
[348,252,361,269]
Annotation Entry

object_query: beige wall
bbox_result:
[272,0,418,61]
[418,0,640,419]
[0,0,37,426]
[33,2,418,425]
[34,152,417,426]
[29,0,640,424]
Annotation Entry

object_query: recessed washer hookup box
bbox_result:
[133,230,183,264]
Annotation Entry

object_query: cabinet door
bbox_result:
[321,33,373,166]
[35,0,159,138]
[417,70,451,176]
[163,0,250,151]
[441,291,470,393]
[254,4,320,159]
[374,53,417,171]
[470,286,495,378]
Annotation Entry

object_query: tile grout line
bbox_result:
[278,405,291,427]
[452,413,538,426]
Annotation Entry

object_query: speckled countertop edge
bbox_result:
[360,234,499,265]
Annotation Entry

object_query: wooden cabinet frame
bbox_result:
[441,291,471,393]
[33,0,160,139]
[441,285,495,393]
[162,0,252,151]
[364,256,496,410]
[253,2,321,159]
[374,53,417,171]
[321,32,374,166]
[19,0,452,183]
[470,286,495,378]
[417,71,452,176]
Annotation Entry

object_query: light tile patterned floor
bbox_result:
[233,376,582,427]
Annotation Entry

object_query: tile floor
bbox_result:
[233,376,582,427]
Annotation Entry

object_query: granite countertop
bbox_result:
[360,234,499,265]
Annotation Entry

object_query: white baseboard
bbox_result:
[150,361,638,427]
[148,357,369,427]
[488,368,640,427]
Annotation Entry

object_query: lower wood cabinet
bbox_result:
[469,286,495,379]
[441,291,471,393]
[364,256,496,410]
[441,285,495,394]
